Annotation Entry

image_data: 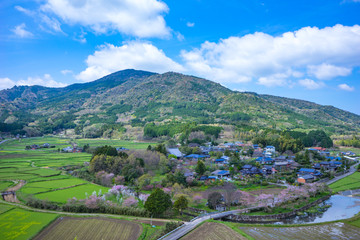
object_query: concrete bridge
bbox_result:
[158,207,260,240]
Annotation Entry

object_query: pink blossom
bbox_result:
[123,196,137,207]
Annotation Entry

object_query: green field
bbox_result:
[329,172,360,192]
[34,184,109,203]
[0,204,14,214]
[33,217,142,240]
[0,181,13,191]
[0,207,58,240]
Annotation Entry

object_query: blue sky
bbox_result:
[1,0,360,114]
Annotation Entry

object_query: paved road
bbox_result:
[0,139,13,145]
[159,208,256,240]
[326,158,359,185]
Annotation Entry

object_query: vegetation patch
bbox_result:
[0,208,58,240]
[34,184,109,203]
[329,172,360,192]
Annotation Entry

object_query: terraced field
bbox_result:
[329,172,360,192]
[33,217,142,240]
[34,184,109,203]
[240,222,360,240]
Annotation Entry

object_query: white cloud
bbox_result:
[338,83,355,91]
[0,78,16,90]
[298,79,324,90]
[12,23,34,38]
[15,5,63,34]
[307,63,351,80]
[41,0,171,38]
[186,22,195,27]
[76,42,184,82]
[61,70,73,75]
[0,75,67,90]
[181,25,360,86]
[17,74,67,88]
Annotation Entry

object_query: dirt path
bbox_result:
[2,180,26,203]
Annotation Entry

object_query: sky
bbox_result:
[1,0,360,114]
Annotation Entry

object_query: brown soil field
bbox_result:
[181,222,247,240]
[33,217,142,240]
[248,188,284,196]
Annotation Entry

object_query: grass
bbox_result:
[0,181,13,191]
[34,184,109,203]
[329,172,360,192]
[0,208,58,240]
[33,217,142,240]
[0,204,14,214]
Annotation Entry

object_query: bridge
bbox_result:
[158,207,260,240]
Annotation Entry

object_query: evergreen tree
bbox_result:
[144,188,172,216]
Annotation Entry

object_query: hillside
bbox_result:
[0,69,359,137]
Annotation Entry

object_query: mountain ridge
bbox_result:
[0,69,359,136]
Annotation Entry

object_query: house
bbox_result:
[43,143,50,148]
[253,144,259,149]
[184,154,208,161]
[211,170,230,179]
[256,157,274,165]
[62,146,73,152]
[199,176,208,181]
[214,158,227,166]
[167,148,183,159]
[262,165,274,175]
[298,168,322,178]
[188,143,200,148]
[275,156,287,162]
[274,161,290,171]
[297,174,315,183]
[116,147,129,151]
[31,144,40,150]
[265,146,276,155]
[241,165,261,175]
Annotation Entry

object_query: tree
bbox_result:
[195,160,206,176]
[174,195,189,215]
[144,188,172,216]
[136,174,152,190]
[207,192,222,210]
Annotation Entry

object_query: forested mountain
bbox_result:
[0,69,359,137]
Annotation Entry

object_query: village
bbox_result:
[166,142,357,185]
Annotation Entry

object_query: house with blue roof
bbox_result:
[211,170,230,179]
[184,154,207,159]
[298,168,321,178]
[256,156,274,165]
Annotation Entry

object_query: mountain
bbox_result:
[0,69,359,136]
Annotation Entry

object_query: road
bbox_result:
[159,208,256,240]
[326,157,359,185]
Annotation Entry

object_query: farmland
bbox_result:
[33,217,142,240]
[34,184,109,203]
[239,222,360,240]
[329,172,360,192]
[0,206,58,240]
[181,222,248,240]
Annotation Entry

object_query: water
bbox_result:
[275,195,360,224]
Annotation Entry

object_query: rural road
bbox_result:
[159,209,252,240]
[326,157,359,185]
